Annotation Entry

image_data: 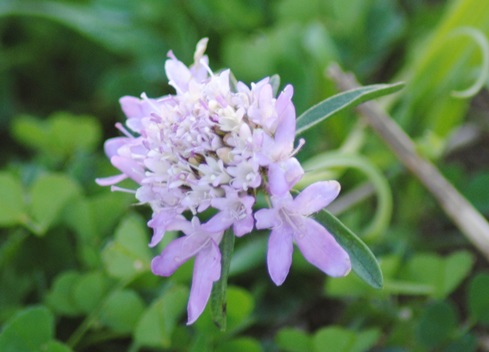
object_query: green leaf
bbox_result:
[216,337,262,352]
[45,271,83,317]
[445,334,478,352]
[229,236,267,276]
[295,82,404,135]
[210,229,235,331]
[416,301,458,349]
[102,213,152,280]
[100,289,146,334]
[398,251,474,298]
[325,255,400,298]
[0,306,55,352]
[276,328,313,352]
[72,271,110,314]
[43,341,72,352]
[467,272,489,325]
[195,286,254,335]
[0,172,25,227]
[12,113,101,158]
[28,173,82,235]
[134,285,189,349]
[312,326,380,352]
[226,286,255,331]
[350,329,381,352]
[440,251,474,297]
[315,210,383,289]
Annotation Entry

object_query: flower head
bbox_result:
[97,38,351,324]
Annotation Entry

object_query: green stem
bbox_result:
[210,229,235,331]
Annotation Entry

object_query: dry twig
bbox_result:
[327,64,489,260]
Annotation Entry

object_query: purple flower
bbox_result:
[151,217,223,324]
[206,187,255,237]
[254,181,351,286]
[97,37,353,324]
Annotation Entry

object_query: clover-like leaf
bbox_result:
[102,213,152,280]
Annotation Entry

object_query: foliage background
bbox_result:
[1,0,489,351]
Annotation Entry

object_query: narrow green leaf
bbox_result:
[210,229,235,331]
[315,210,383,289]
[296,82,404,135]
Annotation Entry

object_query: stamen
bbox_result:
[115,122,134,138]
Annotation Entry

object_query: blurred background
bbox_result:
[1,0,489,351]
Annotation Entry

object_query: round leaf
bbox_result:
[29,173,81,235]
[0,306,54,352]
[102,213,152,280]
[134,285,189,349]
[416,301,458,349]
[468,272,489,325]
[72,271,110,314]
[0,172,25,227]
[45,271,83,316]
[276,328,312,352]
[100,289,146,334]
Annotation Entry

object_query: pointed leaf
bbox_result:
[296,82,404,135]
[315,210,383,289]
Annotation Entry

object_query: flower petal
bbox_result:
[204,211,233,233]
[293,181,341,216]
[104,137,129,158]
[110,155,144,184]
[187,240,221,325]
[234,213,254,237]
[95,174,128,186]
[254,208,281,229]
[148,210,184,247]
[151,232,209,277]
[267,163,290,196]
[294,218,351,277]
[267,226,294,286]
[165,51,192,93]
[274,87,296,152]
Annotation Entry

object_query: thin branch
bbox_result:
[327,63,489,260]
